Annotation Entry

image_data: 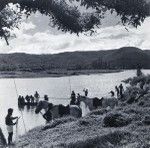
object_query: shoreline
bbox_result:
[0,69,123,79]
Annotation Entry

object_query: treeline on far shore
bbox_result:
[0,47,150,72]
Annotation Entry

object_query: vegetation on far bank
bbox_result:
[0,47,150,73]
[0,69,122,79]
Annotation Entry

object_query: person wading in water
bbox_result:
[34,91,40,103]
[70,91,76,105]
[5,108,19,145]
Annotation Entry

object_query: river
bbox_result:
[0,70,149,138]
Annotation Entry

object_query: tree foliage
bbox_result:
[80,0,150,27]
[0,4,21,45]
[0,0,150,44]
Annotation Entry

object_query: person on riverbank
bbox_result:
[43,103,53,122]
[115,86,119,98]
[136,67,143,77]
[140,80,145,89]
[76,93,81,106]
[34,91,40,103]
[83,89,88,97]
[5,108,19,145]
[110,91,115,98]
[43,95,49,111]
[119,84,124,98]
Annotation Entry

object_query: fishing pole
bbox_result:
[7,45,27,135]
[13,78,27,133]
[68,77,72,95]
[15,117,20,142]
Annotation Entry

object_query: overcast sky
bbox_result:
[0,10,150,54]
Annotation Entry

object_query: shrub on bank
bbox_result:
[103,113,131,127]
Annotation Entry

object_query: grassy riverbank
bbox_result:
[0,69,122,78]
[13,74,150,147]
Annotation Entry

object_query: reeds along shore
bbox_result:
[14,74,150,148]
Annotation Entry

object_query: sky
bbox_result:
[0,7,150,54]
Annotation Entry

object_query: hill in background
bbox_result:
[0,47,150,72]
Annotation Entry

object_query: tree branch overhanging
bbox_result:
[0,0,150,45]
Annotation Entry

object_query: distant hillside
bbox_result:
[0,47,150,71]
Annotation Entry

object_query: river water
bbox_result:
[0,70,149,138]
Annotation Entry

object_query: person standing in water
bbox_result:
[70,91,76,105]
[25,95,30,104]
[34,91,40,103]
[5,108,19,145]
[30,95,35,104]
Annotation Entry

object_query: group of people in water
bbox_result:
[70,88,88,105]
[18,91,40,106]
[6,84,125,146]
[69,84,124,106]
